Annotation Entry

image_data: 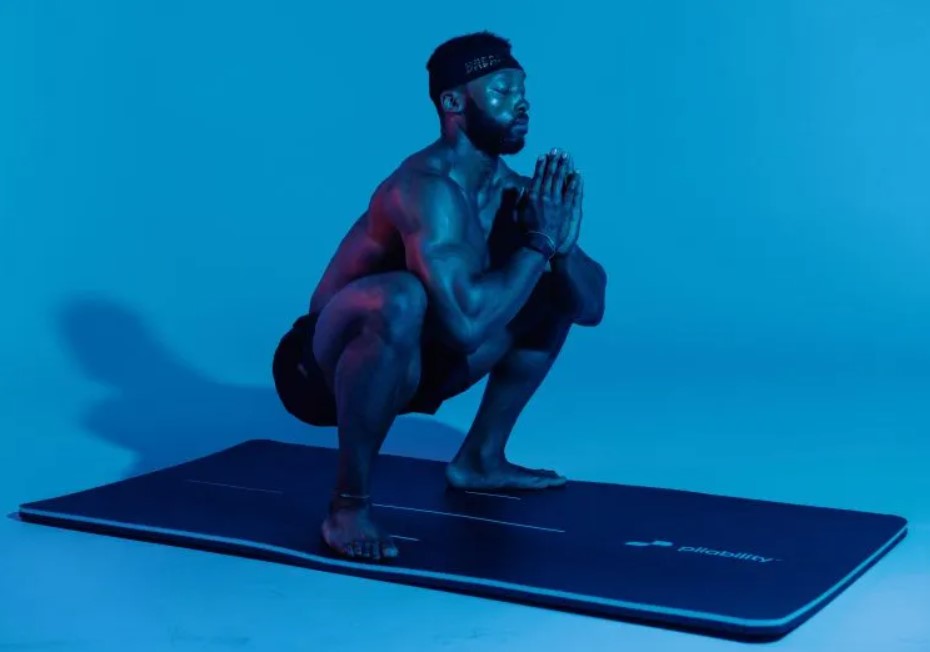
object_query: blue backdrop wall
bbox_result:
[2,0,928,503]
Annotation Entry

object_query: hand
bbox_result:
[555,168,583,256]
[516,149,575,244]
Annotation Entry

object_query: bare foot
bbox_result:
[321,503,399,561]
[445,456,567,491]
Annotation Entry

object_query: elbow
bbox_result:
[451,320,484,354]
[574,303,605,327]
[574,277,607,327]
[437,315,483,354]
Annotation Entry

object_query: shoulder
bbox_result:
[381,162,469,236]
[387,147,455,196]
[394,166,465,208]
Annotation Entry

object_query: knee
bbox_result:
[512,308,574,357]
[371,272,428,346]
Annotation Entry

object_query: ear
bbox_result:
[440,89,465,114]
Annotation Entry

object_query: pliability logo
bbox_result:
[624,539,780,563]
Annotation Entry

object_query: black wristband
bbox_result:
[523,231,557,260]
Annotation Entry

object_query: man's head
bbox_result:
[426,31,530,156]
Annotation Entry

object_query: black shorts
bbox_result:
[271,313,446,427]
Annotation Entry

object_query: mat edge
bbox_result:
[17,504,905,636]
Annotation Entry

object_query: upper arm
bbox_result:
[391,172,483,349]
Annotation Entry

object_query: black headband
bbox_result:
[429,50,524,98]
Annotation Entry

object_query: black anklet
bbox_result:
[333,492,372,505]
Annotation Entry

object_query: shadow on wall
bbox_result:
[55,295,464,479]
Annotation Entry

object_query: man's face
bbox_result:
[463,68,529,156]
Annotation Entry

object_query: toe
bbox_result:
[529,474,551,489]
[383,540,399,559]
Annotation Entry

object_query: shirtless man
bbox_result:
[272,31,607,561]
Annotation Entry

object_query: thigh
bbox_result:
[414,329,515,403]
[311,271,427,388]
[506,271,565,340]
[418,272,563,401]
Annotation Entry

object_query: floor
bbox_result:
[3,343,927,651]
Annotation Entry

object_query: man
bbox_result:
[272,31,607,561]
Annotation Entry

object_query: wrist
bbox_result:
[551,243,576,264]
[522,230,558,261]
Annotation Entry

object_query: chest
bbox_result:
[474,194,503,240]
[469,184,524,267]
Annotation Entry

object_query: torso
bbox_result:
[306,143,528,316]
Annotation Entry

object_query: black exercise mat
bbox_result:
[18,439,907,641]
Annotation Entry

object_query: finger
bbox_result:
[563,169,577,199]
[561,157,576,197]
[540,152,555,198]
[570,172,584,210]
[552,152,571,201]
[542,150,561,198]
[558,152,575,202]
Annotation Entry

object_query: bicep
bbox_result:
[396,176,483,342]
[404,235,479,317]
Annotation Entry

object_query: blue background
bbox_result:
[2,1,928,650]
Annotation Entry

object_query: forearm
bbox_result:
[550,246,607,326]
[459,246,549,348]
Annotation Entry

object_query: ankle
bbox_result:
[453,447,505,470]
[329,491,372,513]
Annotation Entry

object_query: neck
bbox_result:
[438,122,500,194]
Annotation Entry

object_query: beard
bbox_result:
[463,96,526,156]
